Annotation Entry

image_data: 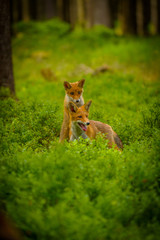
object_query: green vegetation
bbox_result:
[1,19,160,239]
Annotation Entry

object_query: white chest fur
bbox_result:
[70,122,89,141]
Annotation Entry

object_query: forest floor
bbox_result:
[0,19,160,240]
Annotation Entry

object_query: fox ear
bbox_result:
[78,79,85,88]
[64,81,71,90]
[68,101,78,113]
[85,100,92,112]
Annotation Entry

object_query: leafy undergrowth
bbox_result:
[1,19,160,239]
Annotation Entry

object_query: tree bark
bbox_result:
[44,0,56,19]
[11,0,18,22]
[158,0,160,34]
[118,0,133,34]
[150,0,158,34]
[69,0,78,28]
[93,0,112,27]
[57,0,63,20]
[36,0,45,20]
[136,0,144,36]
[10,0,22,23]
[22,0,30,21]
[84,0,93,28]
[129,0,137,34]
[69,0,87,28]
[28,0,37,20]
[0,0,15,95]
[62,0,70,22]
[77,0,85,27]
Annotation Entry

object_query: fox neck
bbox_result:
[70,121,89,141]
[70,121,83,139]
[65,94,84,108]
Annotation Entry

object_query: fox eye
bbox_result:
[78,116,82,118]
[78,91,81,94]
[70,92,74,95]
[86,115,88,118]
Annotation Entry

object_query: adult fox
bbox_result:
[68,100,123,151]
[59,79,85,142]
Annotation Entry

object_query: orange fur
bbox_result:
[59,79,85,142]
[68,101,123,151]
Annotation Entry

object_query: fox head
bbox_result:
[64,79,85,105]
[68,100,92,132]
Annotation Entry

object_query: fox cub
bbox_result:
[59,79,85,142]
[68,101,123,151]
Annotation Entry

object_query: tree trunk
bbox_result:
[77,0,85,27]
[28,0,36,20]
[150,0,158,34]
[158,0,160,34]
[0,0,15,95]
[62,0,70,22]
[44,0,56,19]
[36,0,45,20]
[11,0,22,22]
[11,0,19,22]
[84,0,94,28]
[22,0,30,21]
[93,0,112,27]
[118,0,133,34]
[143,0,150,35]
[129,0,137,34]
[69,0,78,28]
[136,0,144,36]
[57,0,63,20]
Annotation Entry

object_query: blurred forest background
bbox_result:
[1,0,160,95]
[11,0,160,35]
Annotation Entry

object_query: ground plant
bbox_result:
[0,19,160,240]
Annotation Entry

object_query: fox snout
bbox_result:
[70,97,80,103]
[81,121,90,126]
[77,120,89,132]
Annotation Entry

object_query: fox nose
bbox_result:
[76,99,80,103]
[86,122,90,125]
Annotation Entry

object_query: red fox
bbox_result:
[59,79,85,142]
[68,101,123,150]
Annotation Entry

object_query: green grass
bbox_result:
[0,19,160,240]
